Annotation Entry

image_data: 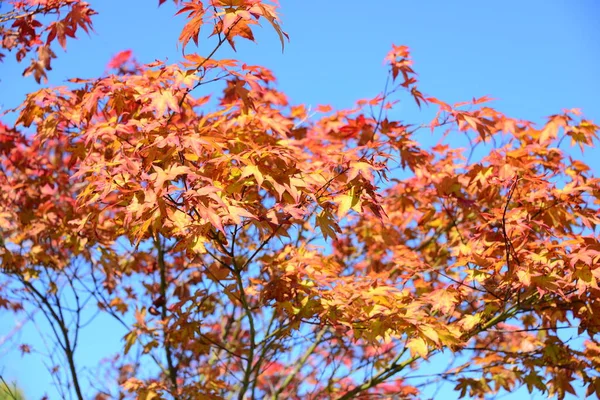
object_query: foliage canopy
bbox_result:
[1,1,600,399]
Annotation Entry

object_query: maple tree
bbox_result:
[1,1,600,399]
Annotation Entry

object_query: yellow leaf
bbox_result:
[348,161,374,181]
[430,289,456,314]
[461,313,482,331]
[336,186,359,218]
[517,270,531,286]
[139,390,159,400]
[191,235,207,254]
[169,209,190,233]
[337,195,352,218]
[407,337,428,359]
[184,152,199,161]
[241,164,264,186]
[419,326,440,344]
[149,89,180,116]
[316,210,340,241]
[123,330,137,355]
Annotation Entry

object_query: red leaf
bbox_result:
[107,49,132,69]
[177,2,205,48]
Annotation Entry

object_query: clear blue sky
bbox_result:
[1,1,599,399]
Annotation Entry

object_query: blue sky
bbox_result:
[1,0,599,399]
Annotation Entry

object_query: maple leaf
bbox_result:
[176,1,205,48]
[46,21,72,50]
[347,161,375,182]
[335,186,362,218]
[247,2,288,52]
[407,337,428,359]
[211,17,256,51]
[429,289,457,314]
[149,164,190,190]
[316,209,341,241]
[22,45,56,83]
[226,205,255,224]
[147,89,181,116]
[107,49,133,69]
[241,164,264,186]
[65,2,96,34]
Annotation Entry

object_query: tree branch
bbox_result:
[155,234,180,398]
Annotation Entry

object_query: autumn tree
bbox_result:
[1,1,600,399]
